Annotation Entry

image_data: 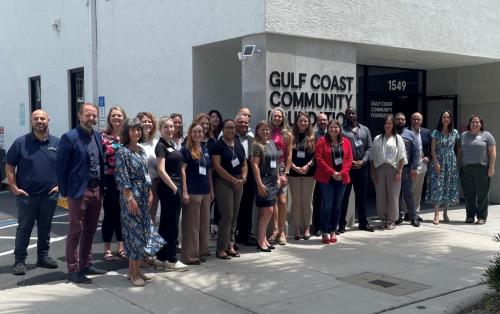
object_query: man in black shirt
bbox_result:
[340,107,374,232]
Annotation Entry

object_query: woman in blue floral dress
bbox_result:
[115,118,165,287]
[425,110,460,225]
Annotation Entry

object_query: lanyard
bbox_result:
[223,139,237,160]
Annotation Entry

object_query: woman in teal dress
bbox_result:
[115,118,165,287]
[425,110,460,225]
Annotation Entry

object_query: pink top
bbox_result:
[272,127,287,164]
[101,131,122,175]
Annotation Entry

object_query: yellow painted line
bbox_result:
[57,197,68,209]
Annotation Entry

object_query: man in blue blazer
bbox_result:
[401,112,432,220]
[57,103,107,284]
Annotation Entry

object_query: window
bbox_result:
[29,76,41,113]
[69,68,84,129]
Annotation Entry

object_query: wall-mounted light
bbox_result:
[238,45,262,61]
[51,18,61,32]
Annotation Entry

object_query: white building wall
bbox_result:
[0,1,91,146]
[95,0,265,126]
[265,0,500,59]
[427,63,500,202]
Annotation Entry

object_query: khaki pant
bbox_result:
[374,164,401,223]
[288,176,315,229]
[181,194,211,264]
[214,177,243,251]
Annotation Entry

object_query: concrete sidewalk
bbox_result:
[0,206,498,314]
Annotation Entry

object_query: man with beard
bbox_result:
[395,112,421,227]
[57,103,107,284]
[340,107,374,232]
[312,113,328,236]
[234,112,256,246]
[6,110,60,275]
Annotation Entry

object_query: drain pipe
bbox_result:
[88,0,98,104]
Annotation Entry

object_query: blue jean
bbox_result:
[319,179,346,233]
[15,193,58,262]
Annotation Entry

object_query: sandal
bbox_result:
[216,252,231,260]
[104,250,114,261]
[226,250,240,257]
[116,250,127,260]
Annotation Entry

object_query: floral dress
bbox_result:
[102,131,121,175]
[115,146,165,259]
[425,129,460,207]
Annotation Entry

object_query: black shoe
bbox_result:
[314,231,322,237]
[36,256,58,269]
[411,219,420,227]
[404,213,410,221]
[68,272,92,284]
[256,245,271,252]
[335,231,340,235]
[395,217,404,225]
[12,261,26,276]
[359,225,375,232]
[417,216,424,222]
[338,227,345,234]
[80,264,107,275]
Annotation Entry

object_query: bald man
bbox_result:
[6,110,60,275]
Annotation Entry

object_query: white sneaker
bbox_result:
[165,260,188,272]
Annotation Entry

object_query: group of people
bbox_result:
[6,103,496,287]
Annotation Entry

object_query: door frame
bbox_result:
[424,95,458,128]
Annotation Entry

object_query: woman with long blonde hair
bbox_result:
[268,108,293,245]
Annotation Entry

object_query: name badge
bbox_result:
[270,160,277,169]
[297,151,305,159]
[167,147,174,152]
[334,157,343,166]
[354,139,363,147]
[199,166,207,175]
[231,158,240,168]
[145,174,152,184]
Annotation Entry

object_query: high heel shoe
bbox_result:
[256,245,271,252]
[443,212,450,223]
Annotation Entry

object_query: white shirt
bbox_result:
[372,134,407,169]
[139,138,159,179]
[412,127,427,174]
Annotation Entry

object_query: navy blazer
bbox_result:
[56,126,104,198]
[406,126,432,159]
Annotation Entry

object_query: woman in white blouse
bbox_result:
[371,115,407,230]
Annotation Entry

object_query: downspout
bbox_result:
[89,0,98,104]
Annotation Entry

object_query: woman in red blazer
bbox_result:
[314,119,353,244]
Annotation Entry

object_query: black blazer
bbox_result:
[57,127,105,198]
